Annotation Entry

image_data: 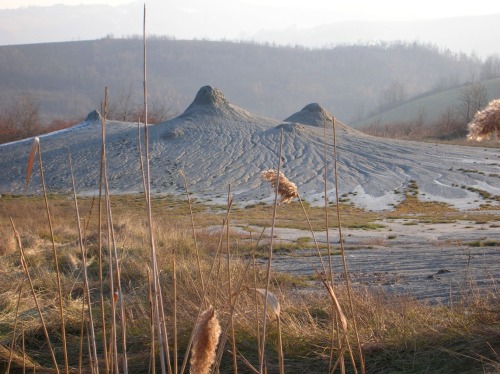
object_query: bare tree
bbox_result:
[457,82,488,124]
[480,54,500,80]
[0,95,41,143]
[378,80,406,111]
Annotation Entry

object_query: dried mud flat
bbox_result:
[253,218,500,305]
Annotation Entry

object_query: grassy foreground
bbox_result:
[0,194,499,374]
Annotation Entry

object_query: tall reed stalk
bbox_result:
[180,169,205,292]
[68,148,100,373]
[226,185,239,374]
[98,87,129,373]
[331,116,365,374]
[98,91,109,374]
[141,6,171,373]
[26,137,68,374]
[259,128,284,373]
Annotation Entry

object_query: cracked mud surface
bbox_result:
[253,219,499,304]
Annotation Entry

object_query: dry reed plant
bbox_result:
[261,169,298,204]
[330,115,365,374]
[190,307,221,374]
[467,99,500,141]
[25,136,69,374]
[255,289,284,374]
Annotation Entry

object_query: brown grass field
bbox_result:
[0,192,499,374]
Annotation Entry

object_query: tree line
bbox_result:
[0,94,173,144]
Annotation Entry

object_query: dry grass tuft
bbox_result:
[261,169,299,204]
[255,288,281,317]
[190,306,221,374]
[467,99,500,141]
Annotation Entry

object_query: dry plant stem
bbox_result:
[215,258,253,370]
[248,223,267,362]
[277,316,284,374]
[153,292,172,371]
[226,185,238,374]
[181,170,205,289]
[68,149,100,373]
[180,217,230,374]
[100,89,123,374]
[135,87,167,374]
[259,128,284,374]
[297,193,327,276]
[86,321,96,374]
[21,322,25,373]
[79,288,85,374]
[99,89,110,374]
[322,118,341,373]
[214,199,234,303]
[321,120,334,286]
[11,219,60,374]
[107,322,115,374]
[137,121,147,194]
[138,123,171,373]
[111,215,129,374]
[143,8,169,374]
[105,185,118,374]
[148,270,156,374]
[173,247,178,374]
[252,250,262,366]
[331,117,364,374]
[105,159,129,374]
[180,170,205,292]
[27,140,69,374]
[5,283,23,374]
[234,347,260,374]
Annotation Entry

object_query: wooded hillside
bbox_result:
[0,38,496,128]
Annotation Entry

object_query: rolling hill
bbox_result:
[353,77,500,128]
[0,39,487,125]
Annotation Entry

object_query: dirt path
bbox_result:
[253,219,500,304]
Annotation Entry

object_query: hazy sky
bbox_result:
[1,0,500,53]
[4,0,500,24]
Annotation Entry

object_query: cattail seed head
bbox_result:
[467,99,500,142]
[261,169,298,204]
[190,306,221,374]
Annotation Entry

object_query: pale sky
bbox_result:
[1,0,500,54]
[3,0,500,22]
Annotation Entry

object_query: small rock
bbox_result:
[437,269,451,274]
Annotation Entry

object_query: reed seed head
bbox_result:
[26,137,40,187]
[190,306,221,374]
[467,99,500,141]
[255,288,281,317]
[261,169,298,204]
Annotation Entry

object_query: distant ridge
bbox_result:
[0,38,486,123]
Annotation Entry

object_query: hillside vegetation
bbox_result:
[356,77,500,141]
[0,38,494,128]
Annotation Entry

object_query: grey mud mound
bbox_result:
[0,85,499,212]
[284,103,358,134]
